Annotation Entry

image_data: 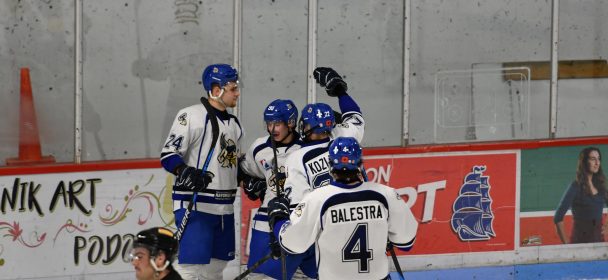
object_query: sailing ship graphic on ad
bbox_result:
[451,165,495,241]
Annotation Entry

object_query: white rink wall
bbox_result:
[1,1,608,165]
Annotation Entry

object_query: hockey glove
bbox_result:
[174,166,214,192]
[313,67,348,97]
[269,234,283,260]
[244,178,267,201]
[268,196,290,231]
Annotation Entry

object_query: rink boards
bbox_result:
[1,138,608,279]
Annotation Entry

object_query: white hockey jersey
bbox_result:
[240,135,304,232]
[283,110,364,204]
[161,102,243,215]
[277,181,418,280]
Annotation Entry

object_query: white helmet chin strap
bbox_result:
[150,257,170,272]
[209,89,227,109]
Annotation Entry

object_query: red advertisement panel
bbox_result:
[240,151,517,261]
[364,151,517,255]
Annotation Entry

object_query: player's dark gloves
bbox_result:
[269,234,283,260]
[268,197,291,231]
[174,166,214,192]
[313,67,348,97]
[244,178,267,201]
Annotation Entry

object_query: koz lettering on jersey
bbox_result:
[307,155,330,175]
[306,154,331,189]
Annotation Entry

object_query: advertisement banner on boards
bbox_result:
[240,150,518,261]
[363,151,518,255]
[0,169,174,279]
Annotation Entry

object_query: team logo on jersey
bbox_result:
[217,133,238,168]
[269,167,286,195]
[294,203,305,217]
[450,166,495,241]
[178,113,187,126]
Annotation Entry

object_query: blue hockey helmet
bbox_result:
[202,64,239,93]
[264,99,298,126]
[299,103,335,135]
[329,137,363,171]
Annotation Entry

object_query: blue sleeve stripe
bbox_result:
[160,154,185,174]
[341,111,362,119]
[393,236,416,252]
[273,219,287,239]
[274,220,299,254]
[254,214,269,222]
[338,94,361,114]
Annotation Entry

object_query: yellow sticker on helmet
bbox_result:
[158,228,174,238]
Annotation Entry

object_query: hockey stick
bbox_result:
[174,97,219,241]
[233,253,273,280]
[388,242,405,280]
[268,124,287,280]
[233,125,286,280]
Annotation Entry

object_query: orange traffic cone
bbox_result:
[6,68,55,166]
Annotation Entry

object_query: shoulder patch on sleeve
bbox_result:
[294,203,306,217]
[393,190,402,200]
[178,113,188,126]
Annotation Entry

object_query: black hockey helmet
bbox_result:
[133,227,178,260]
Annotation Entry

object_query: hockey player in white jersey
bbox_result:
[160,64,243,280]
[268,137,418,280]
[282,67,365,205]
[238,99,318,279]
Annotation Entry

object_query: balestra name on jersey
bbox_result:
[330,204,384,224]
[307,154,330,176]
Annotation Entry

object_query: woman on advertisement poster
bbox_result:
[554,147,608,244]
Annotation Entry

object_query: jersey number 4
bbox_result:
[342,223,373,273]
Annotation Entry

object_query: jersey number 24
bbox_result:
[164,134,184,150]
